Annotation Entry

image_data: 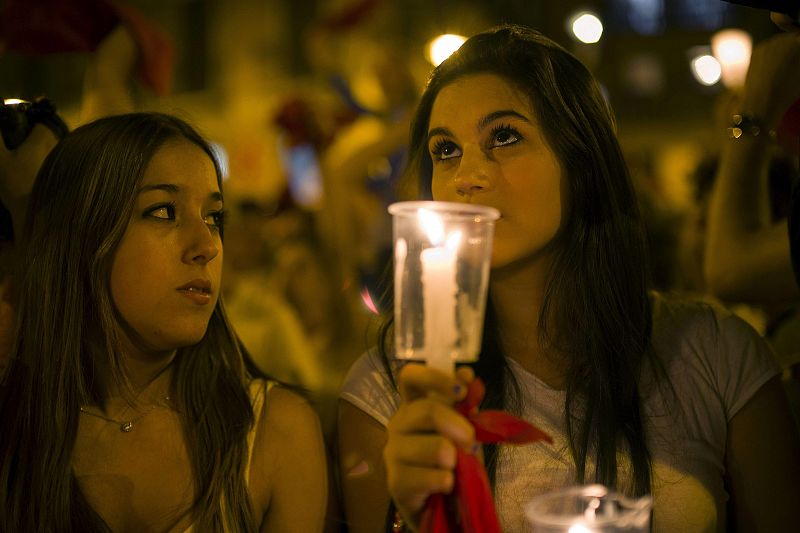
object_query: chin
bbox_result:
[489,245,516,269]
[490,245,553,273]
[490,257,520,271]
[164,325,212,350]
[183,330,211,347]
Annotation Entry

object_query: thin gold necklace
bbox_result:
[79,396,172,433]
[80,362,174,433]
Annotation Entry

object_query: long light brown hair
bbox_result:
[0,113,259,532]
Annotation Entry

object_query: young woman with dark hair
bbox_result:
[338,25,800,532]
[0,112,327,532]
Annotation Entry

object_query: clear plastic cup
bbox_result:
[525,484,653,532]
[388,201,499,372]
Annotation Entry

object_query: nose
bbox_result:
[453,150,493,199]
[182,217,220,265]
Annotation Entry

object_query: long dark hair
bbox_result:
[379,25,653,496]
[0,113,259,531]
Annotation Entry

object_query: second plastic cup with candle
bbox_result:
[388,201,500,374]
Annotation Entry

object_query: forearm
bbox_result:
[342,470,392,533]
[338,400,392,533]
[704,32,800,302]
[725,377,800,531]
[704,134,798,302]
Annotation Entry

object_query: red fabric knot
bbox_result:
[419,377,552,533]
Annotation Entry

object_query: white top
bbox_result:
[340,295,780,532]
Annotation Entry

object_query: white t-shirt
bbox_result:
[339,295,780,532]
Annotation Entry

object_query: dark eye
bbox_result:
[430,139,462,161]
[146,204,176,220]
[490,125,521,147]
[205,210,225,230]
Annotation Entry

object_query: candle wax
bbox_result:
[420,246,458,373]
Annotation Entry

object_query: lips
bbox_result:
[176,279,213,305]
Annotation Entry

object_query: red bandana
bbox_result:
[419,378,553,533]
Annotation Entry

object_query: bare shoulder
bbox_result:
[251,383,325,463]
[261,385,322,445]
[650,291,763,350]
[264,385,320,429]
[250,383,327,532]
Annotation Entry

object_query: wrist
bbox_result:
[390,504,419,533]
[392,510,409,532]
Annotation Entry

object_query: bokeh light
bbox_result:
[426,34,467,66]
[690,54,722,86]
[711,28,752,89]
[623,53,665,96]
[570,12,604,44]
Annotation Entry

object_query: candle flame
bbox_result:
[418,208,445,245]
[445,231,462,250]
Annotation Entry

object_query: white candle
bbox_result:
[420,245,458,373]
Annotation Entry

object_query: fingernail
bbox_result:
[453,384,463,396]
[471,442,481,454]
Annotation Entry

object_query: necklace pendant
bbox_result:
[120,421,134,432]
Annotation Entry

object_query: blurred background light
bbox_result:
[570,12,604,44]
[621,0,665,35]
[711,28,752,90]
[623,53,665,96]
[426,34,467,66]
[678,0,728,30]
[690,54,722,86]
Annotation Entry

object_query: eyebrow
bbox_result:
[137,183,223,202]
[478,109,531,131]
[427,109,532,143]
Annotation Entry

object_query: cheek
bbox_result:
[431,183,443,201]
[110,249,145,311]
[430,176,455,202]
[519,162,563,223]
[213,246,223,282]
[109,233,164,310]
[538,191,563,240]
[557,170,570,227]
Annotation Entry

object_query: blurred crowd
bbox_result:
[1,1,799,530]
[2,0,799,438]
